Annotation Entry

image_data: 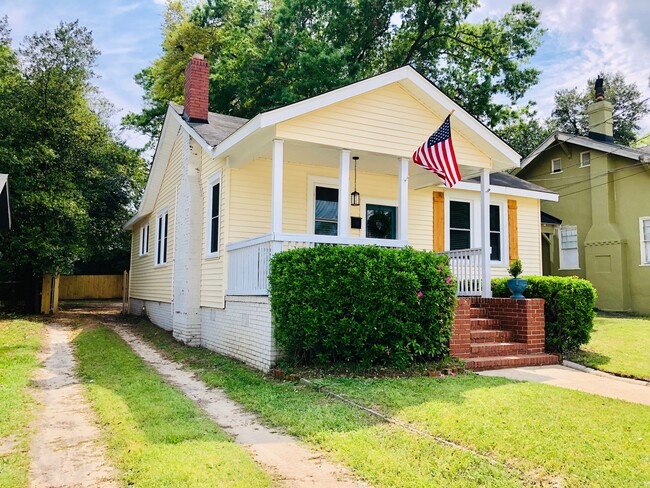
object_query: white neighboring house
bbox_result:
[124,54,557,371]
[0,174,10,231]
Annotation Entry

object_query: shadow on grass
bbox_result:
[566,349,611,369]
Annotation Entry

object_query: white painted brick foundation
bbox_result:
[130,298,173,331]
[130,296,278,371]
[201,296,278,371]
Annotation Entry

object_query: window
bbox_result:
[489,205,501,261]
[139,224,149,256]
[580,151,591,167]
[449,201,471,250]
[551,158,562,174]
[559,225,579,269]
[155,210,168,265]
[206,174,221,256]
[314,186,338,235]
[641,218,650,265]
[366,204,396,239]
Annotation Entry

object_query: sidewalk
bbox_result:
[479,364,650,406]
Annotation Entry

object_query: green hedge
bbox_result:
[492,276,597,354]
[269,246,457,368]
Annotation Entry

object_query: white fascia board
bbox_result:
[123,106,180,230]
[453,181,559,202]
[211,114,263,158]
[168,108,216,155]
[0,174,6,188]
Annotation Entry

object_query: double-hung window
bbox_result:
[551,158,562,174]
[449,201,471,250]
[314,186,338,236]
[139,224,149,256]
[641,217,650,265]
[206,173,221,256]
[155,210,168,265]
[489,205,501,261]
[559,225,579,269]
[580,151,591,167]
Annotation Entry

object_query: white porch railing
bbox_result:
[226,233,406,295]
[441,248,483,296]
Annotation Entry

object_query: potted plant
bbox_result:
[506,258,527,299]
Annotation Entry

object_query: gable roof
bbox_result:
[520,131,650,169]
[541,211,562,225]
[126,66,523,229]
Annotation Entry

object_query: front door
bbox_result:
[366,204,396,239]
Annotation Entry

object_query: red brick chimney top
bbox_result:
[183,53,209,123]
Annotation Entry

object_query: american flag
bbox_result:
[412,115,461,188]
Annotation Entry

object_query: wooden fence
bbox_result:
[59,275,124,300]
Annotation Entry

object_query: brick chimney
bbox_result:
[183,53,209,123]
[587,75,613,143]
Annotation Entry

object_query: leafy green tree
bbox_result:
[547,72,650,146]
[125,0,544,142]
[0,20,147,286]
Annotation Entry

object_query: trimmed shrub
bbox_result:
[269,246,457,368]
[492,276,597,354]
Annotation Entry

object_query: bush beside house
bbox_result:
[269,246,457,368]
[492,276,597,354]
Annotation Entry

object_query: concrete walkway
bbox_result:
[479,364,650,406]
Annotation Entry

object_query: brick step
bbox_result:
[470,306,488,319]
[470,318,501,330]
[470,341,528,356]
[465,353,559,371]
[470,329,513,343]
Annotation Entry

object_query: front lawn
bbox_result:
[131,318,650,488]
[74,325,272,487]
[0,318,43,488]
[568,315,650,380]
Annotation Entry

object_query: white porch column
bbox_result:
[480,168,492,298]
[397,157,409,242]
[271,139,284,236]
[338,149,351,237]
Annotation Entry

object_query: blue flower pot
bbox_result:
[507,278,527,299]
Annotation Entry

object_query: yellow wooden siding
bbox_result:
[228,159,434,249]
[200,150,227,309]
[276,83,490,168]
[129,134,183,303]
[516,196,542,276]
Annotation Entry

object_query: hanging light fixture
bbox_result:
[351,156,360,206]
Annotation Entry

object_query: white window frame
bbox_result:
[551,158,562,174]
[580,151,591,168]
[308,176,339,235]
[640,217,650,266]
[205,171,222,259]
[444,193,509,266]
[154,208,169,267]
[139,223,149,256]
[559,225,579,270]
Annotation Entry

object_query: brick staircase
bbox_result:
[451,297,558,371]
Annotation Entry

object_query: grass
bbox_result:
[74,324,272,487]
[130,317,650,487]
[568,315,650,380]
[0,317,43,488]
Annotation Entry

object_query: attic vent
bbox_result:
[580,151,591,167]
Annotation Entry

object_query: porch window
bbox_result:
[139,224,149,256]
[366,204,396,239]
[155,210,168,265]
[206,173,221,256]
[559,225,579,269]
[490,205,501,261]
[641,217,650,265]
[449,201,471,250]
[315,186,338,236]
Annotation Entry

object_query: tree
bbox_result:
[125,0,544,142]
[547,72,650,146]
[0,20,147,289]
[494,102,551,157]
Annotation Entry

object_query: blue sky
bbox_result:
[2,0,649,149]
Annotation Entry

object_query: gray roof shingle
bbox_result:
[467,171,557,195]
[170,103,248,147]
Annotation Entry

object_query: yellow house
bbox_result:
[124,54,557,370]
